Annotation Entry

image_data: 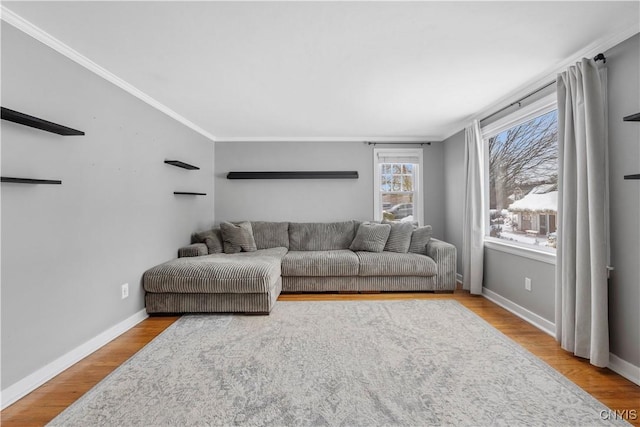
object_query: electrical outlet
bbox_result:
[121,283,129,299]
[525,277,532,292]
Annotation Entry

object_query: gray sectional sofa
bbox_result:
[143,220,457,314]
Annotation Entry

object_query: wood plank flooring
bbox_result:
[2,291,639,426]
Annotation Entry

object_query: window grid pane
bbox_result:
[380,162,416,222]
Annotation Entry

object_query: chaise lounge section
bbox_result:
[143,220,456,314]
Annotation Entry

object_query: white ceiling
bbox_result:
[3,1,639,142]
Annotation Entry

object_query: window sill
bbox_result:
[484,238,556,265]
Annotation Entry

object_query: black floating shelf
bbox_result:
[227,171,359,180]
[165,160,200,170]
[1,176,62,184]
[174,192,207,195]
[623,113,640,122]
[624,174,640,180]
[1,107,84,135]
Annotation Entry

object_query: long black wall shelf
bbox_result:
[1,107,84,135]
[174,192,207,195]
[165,160,200,170]
[624,174,640,180]
[1,176,62,184]
[227,171,359,180]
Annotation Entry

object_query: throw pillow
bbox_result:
[382,221,414,253]
[220,221,257,254]
[349,222,391,253]
[408,225,433,255]
[192,228,224,254]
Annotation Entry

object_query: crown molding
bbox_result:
[215,136,439,143]
[441,24,640,141]
[1,5,217,142]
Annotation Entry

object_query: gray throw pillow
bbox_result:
[349,222,391,253]
[382,221,414,253]
[220,221,257,254]
[408,225,432,255]
[192,228,224,254]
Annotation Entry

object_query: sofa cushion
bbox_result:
[349,222,391,252]
[289,221,357,251]
[382,221,414,253]
[356,251,437,277]
[227,247,288,259]
[408,225,433,255]
[220,221,257,254]
[143,254,281,294]
[282,250,359,276]
[251,221,290,249]
[192,228,224,254]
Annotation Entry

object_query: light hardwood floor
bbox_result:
[2,291,639,426]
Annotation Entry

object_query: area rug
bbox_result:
[48,300,629,426]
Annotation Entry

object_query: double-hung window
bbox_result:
[481,94,558,255]
[373,148,423,224]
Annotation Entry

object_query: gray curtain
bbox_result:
[555,58,610,367]
[462,120,484,295]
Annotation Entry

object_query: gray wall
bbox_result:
[215,141,446,238]
[423,141,445,241]
[605,34,640,367]
[442,34,640,367]
[483,250,555,322]
[443,130,465,274]
[1,25,214,389]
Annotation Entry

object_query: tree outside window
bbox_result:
[486,109,558,250]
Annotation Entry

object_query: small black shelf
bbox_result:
[174,192,207,196]
[227,171,359,180]
[1,107,84,135]
[622,114,639,180]
[165,160,200,170]
[1,176,62,185]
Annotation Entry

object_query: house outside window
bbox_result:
[482,94,558,252]
[373,148,423,224]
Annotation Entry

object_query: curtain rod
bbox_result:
[366,141,432,146]
[480,53,606,124]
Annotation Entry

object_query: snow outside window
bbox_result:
[373,148,423,224]
[482,94,558,253]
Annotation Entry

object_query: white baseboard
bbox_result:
[609,353,640,386]
[482,287,556,337]
[1,308,148,410]
[481,288,640,386]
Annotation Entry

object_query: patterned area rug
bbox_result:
[49,300,628,426]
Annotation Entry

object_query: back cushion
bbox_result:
[251,221,290,249]
[289,221,357,251]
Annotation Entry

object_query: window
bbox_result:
[373,148,423,224]
[482,94,558,252]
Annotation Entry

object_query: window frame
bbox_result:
[373,148,424,225]
[481,93,558,263]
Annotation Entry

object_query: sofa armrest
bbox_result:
[178,243,208,258]
[426,238,457,291]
